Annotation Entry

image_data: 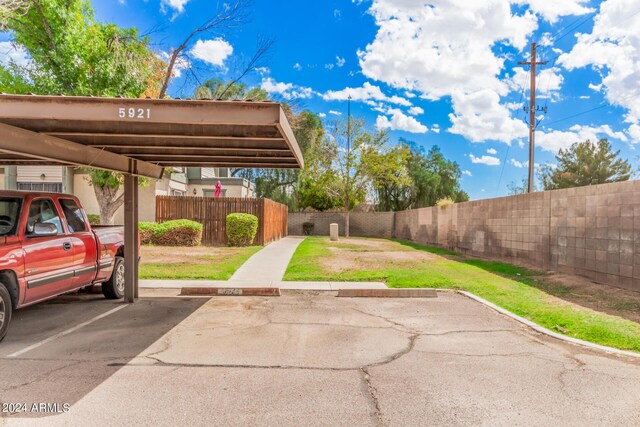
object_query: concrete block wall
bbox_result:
[393,180,640,293]
[289,212,395,238]
[289,180,640,292]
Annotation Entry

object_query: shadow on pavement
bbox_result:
[0,294,207,419]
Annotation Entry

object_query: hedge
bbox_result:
[87,214,101,225]
[226,213,258,247]
[302,222,314,236]
[139,220,203,247]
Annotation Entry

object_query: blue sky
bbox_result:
[10,0,640,200]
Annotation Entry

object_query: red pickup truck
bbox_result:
[0,191,129,342]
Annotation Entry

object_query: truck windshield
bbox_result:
[0,197,22,237]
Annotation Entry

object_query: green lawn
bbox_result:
[284,237,640,352]
[139,245,261,280]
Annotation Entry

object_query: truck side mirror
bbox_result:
[33,222,58,237]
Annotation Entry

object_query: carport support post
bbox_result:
[124,173,139,304]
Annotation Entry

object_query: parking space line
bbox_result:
[6,305,128,358]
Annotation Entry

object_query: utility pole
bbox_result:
[518,42,547,193]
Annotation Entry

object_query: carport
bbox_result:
[0,94,303,303]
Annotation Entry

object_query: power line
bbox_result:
[543,104,608,127]
[497,64,529,196]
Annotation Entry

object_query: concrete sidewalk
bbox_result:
[139,279,387,290]
[229,236,306,282]
[139,236,387,290]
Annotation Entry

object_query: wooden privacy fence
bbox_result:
[155,196,288,246]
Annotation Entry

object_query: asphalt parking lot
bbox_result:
[1,289,640,426]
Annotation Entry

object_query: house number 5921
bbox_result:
[118,107,151,119]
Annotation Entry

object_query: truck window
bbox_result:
[59,199,87,233]
[0,197,22,237]
[26,198,63,235]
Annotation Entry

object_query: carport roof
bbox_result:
[0,94,303,179]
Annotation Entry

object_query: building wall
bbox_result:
[16,166,63,183]
[74,173,157,224]
[289,212,396,238]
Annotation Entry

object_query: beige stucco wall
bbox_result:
[74,174,158,224]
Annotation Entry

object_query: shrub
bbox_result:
[138,222,161,245]
[302,221,315,236]
[87,214,100,225]
[154,220,203,247]
[139,220,203,246]
[436,197,455,209]
[226,213,258,247]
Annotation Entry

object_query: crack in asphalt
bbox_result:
[0,361,77,392]
[360,367,385,427]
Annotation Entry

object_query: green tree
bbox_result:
[233,106,338,211]
[375,141,468,211]
[507,178,528,195]
[326,118,410,236]
[0,0,164,224]
[194,78,269,101]
[541,139,632,190]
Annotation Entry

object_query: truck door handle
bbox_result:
[63,242,72,251]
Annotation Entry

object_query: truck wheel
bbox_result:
[0,283,12,342]
[102,257,125,300]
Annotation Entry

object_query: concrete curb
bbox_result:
[456,290,640,360]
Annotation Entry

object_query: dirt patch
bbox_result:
[140,246,244,265]
[328,238,401,250]
[322,240,436,273]
[534,273,640,324]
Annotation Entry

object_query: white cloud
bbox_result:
[628,123,640,143]
[539,32,554,47]
[329,110,342,116]
[322,82,412,107]
[462,170,472,177]
[470,154,501,166]
[408,106,424,116]
[293,63,302,71]
[579,95,590,99]
[559,0,640,124]
[0,42,29,68]
[357,0,546,145]
[254,67,270,76]
[260,78,315,100]
[191,39,233,67]
[375,109,428,133]
[159,51,188,78]
[512,0,594,24]
[509,66,564,97]
[336,56,346,67]
[537,124,629,152]
[161,0,189,15]
[449,89,528,144]
[588,82,603,92]
[537,68,564,94]
[432,124,441,134]
[487,148,498,155]
[318,113,327,118]
[510,158,527,168]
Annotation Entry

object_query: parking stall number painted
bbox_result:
[118,107,151,119]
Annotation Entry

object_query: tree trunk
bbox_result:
[93,184,124,225]
[345,208,350,238]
